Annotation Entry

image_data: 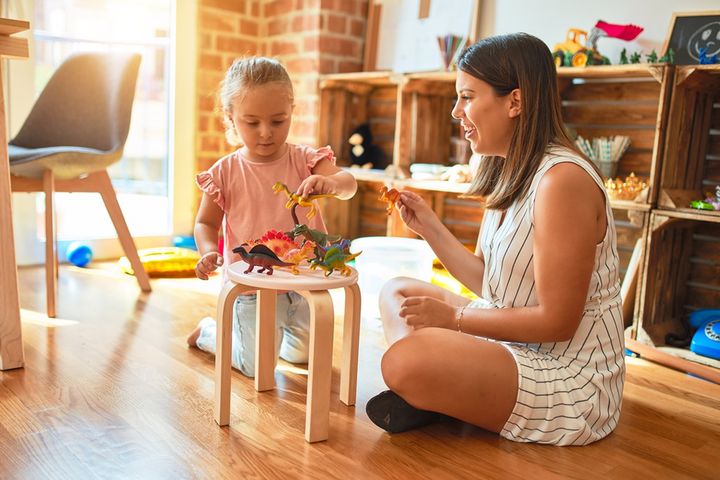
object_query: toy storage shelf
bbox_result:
[557,64,674,210]
[636,211,720,365]
[657,65,720,214]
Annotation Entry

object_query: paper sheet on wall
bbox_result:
[375,0,476,73]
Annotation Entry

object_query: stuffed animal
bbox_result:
[348,123,385,169]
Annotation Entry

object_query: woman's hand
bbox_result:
[397,191,440,238]
[296,174,337,198]
[399,296,457,330]
[195,252,223,280]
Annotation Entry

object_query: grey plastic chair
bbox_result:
[9,52,151,317]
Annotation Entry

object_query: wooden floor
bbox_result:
[1,264,719,480]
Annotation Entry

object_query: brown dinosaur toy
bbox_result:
[232,244,295,275]
[272,181,335,219]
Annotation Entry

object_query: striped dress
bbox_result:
[475,149,625,446]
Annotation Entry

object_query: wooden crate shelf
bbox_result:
[557,64,674,210]
[658,65,720,216]
[636,211,720,351]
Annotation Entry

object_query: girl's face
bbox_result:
[229,82,293,162]
[451,71,519,157]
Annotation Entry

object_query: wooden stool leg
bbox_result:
[340,283,361,406]
[43,170,57,318]
[214,282,249,426]
[255,289,277,392]
[300,289,334,442]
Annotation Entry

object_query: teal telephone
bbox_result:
[689,309,720,360]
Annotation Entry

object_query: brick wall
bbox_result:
[195,0,367,174]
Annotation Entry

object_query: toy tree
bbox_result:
[629,51,642,64]
[658,47,674,64]
[619,48,629,65]
[645,49,658,63]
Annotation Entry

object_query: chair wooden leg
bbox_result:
[94,170,151,292]
[299,289,334,443]
[214,282,251,426]
[255,289,277,392]
[43,170,57,318]
[340,282,361,406]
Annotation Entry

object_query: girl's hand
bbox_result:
[195,252,223,280]
[296,174,337,198]
[399,296,456,330]
[396,191,439,237]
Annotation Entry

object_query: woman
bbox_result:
[366,33,624,446]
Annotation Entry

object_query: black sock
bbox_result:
[365,390,448,433]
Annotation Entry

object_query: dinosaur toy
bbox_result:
[379,186,400,215]
[310,246,361,277]
[272,182,335,219]
[286,223,342,247]
[233,244,295,275]
[281,240,317,274]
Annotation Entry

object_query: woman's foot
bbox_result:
[365,390,449,433]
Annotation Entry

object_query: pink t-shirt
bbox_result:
[196,143,333,282]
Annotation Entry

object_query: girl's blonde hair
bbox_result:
[219,57,294,146]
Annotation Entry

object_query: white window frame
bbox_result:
[5,0,196,265]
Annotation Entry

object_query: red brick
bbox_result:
[217,35,257,54]
[286,57,318,73]
[201,134,221,152]
[264,0,293,17]
[200,53,223,70]
[198,115,209,132]
[350,18,364,37]
[335,0,355,15]
[292,14,320,33]
[239,19,259,36]
[200,33,213,49]
[303,35,319,52]
[319,58,335,73]
[251,1,260,16]
[202,0,246,12]
[318,34,358,56]
[327,13,346,34]
[200,10,235,32]
[268,18,290,36]
[270,40,300,55]
[215,117,227,133]
[338,60,362,73]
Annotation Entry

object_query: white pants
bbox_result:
[196,291,311,377]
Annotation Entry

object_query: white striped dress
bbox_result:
[475,149,625,446]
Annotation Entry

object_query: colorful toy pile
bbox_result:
[690,185,720,211]
[233,183,360,277]
[604,173,648,201]
[553,20,643,67]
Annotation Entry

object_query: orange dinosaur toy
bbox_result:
[379,186,400,215]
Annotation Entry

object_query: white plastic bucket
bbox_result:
[350,236,435,319]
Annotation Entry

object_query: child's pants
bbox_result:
[195,291,311,377]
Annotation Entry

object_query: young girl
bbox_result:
[366,33,624,446]
[186,57,357,377]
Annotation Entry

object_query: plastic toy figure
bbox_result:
[552,21,643,67]
[272,181,335,219]
[658,48,675,64]
[348,123,386,169]
[619,48,629,65]
[310,245,361,277]
[699,47,719,65]
[645,50,658,63]
[233,244,295,275]
[286,223,342,247]
[379,185,401,215]
[629,51,642,64]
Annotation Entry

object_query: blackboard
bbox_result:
[662,11,720,65]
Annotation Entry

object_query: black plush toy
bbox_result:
[348,123,385,169]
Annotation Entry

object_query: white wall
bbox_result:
[480,0,719,64]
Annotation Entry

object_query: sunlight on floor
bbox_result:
[20,308,79,327]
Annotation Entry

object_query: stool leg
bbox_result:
[255,289,277,392]
[300,290,334,442]
[340,283,361,406]
[214,282,250,426]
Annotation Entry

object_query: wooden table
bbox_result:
[214,261,361,442]
[0,18,30,371]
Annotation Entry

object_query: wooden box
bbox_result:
[317,72,399,169]
[557,64,674,210]
[657,65,720,222]
[636,211,720,352]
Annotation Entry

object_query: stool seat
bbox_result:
[227,261,358,290]
[214,261,361,443]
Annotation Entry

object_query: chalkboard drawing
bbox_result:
[686,21,720,61]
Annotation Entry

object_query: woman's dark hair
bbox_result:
[459,33,591,210]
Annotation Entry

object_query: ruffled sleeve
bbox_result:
[196,171,225,210]
[306,145,337,170]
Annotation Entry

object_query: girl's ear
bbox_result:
[508,88,521,118]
